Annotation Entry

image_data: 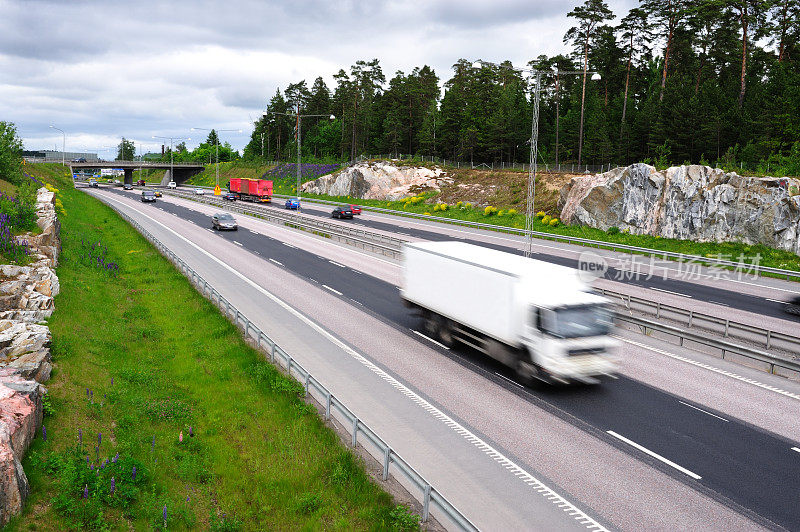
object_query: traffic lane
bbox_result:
[120,185,800,440]
[90,188,603,531]
[101,188,782,530]
[295,197,800,300]
[262,198,796,320]
[92,188,758,531]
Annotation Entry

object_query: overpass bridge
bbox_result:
[70,161,204,185]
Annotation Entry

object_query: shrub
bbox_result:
[790,185,799,196]
[497,210,506,217]
[607,226,620,235]
[541,215,551,225]
[484,206,498,216]
[455,201,463,208]
[388,505,420,531]
[432,204,440,212]
[438,203,448,211]
[549,218,560,227]
[535,211,546,219]
[507,208,518,216]
[464,202,472,209]
[423,212,430,216]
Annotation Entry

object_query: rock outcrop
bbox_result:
[559,164,800,254]
[301,161,453,200]
[0,186,60,525]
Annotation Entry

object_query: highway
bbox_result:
[90,185,800,530]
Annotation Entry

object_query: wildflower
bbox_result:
[42,426,46,441]
[163,504,168,526]
[79,428,82,445]
[86,456,90,466]
[186,496,190,503]
[98,432,102,446]
[189,426,193,437]
[90,464,94,471]
[152,435,155,452]
[132,465,136,481]
[110,477,115,495]
[111,378,114,385]
[86,388,89,398]
[83,485,88,499]
[113,452,119,463]
[179,431,183,443]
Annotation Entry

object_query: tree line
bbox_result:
[242,0,800,171]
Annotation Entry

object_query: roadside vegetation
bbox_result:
[11,165,420,530]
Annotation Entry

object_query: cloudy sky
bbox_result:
[1,0,637,155]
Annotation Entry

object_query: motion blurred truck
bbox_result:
[228,178,273,203]
[401,241,619,385]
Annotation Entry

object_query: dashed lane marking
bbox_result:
[651,287,691,298]
[95,192,610,532]
[233,240,243,246]
[791,447,800,454]
[269,258,283,266]
[678,401,729,422]
[322,284,342,295]
[606,430,702,480]
[494,372,523,388]
[411,330,451,351]
[328,260,346,268]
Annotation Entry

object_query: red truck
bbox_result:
[228,178,273,203]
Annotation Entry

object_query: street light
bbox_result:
[264,108,335,211]
[472,60,600,257]
[49,125,65,166]
[191,128,242,194]
[152,135,190,186]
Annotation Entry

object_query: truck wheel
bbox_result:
[436,316,455,347]
[515,359,539,387]
[422,312,437,337]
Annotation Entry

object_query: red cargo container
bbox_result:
[228,178,273,202]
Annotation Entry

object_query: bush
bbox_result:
[535,211,546,219]
[387,505,420,531]
[484,206,498,216]
[497,210,506,217]
[455,201,463,208]
[607,226,620,235]
[438,203,448,211]
[549,218,560,227]
[541,215,551,225]
[463,202,472,209]
[507,208,518,216]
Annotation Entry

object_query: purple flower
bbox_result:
[86,388,90,398]
[113,452,119,463]
[79,428,82,445]
[83,485,88,499]
[110,476,115,495]
[42,426,46,441]
[90,464,94,471]
[186,496,190,503]
[189,426,193,437]
[132,465,136,481]
[151,435,155,452]
[111,377,114,385]
[163,504,167,524]
[86,456,90,466]
[98,432,102,446]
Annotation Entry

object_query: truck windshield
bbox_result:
[544,305,614,338]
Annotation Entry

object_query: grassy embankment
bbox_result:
[12,164,419,529]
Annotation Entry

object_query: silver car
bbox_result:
[211,212,238,231]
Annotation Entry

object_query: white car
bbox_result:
[168,181,177,189]
[194,188,205,195]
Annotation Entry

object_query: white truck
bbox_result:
[401,241,619,385]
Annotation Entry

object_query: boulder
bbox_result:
[559,164,800,254]
[301,161,453,201]
[0,370,44,527]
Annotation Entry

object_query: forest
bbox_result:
[241,0,800,172]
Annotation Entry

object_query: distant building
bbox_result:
[23,150,99,163]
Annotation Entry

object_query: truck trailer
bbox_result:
[401,241,619,384]
[228,178,273,203]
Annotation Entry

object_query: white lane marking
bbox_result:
[495,372,524,388]
[322,284,343,295]
[94,191,608,531]
[790,447,800,454]
[678,401,729,422]
[282,242,297,248]
[615,335,800,401]
[206,228,214,233]
[269,258,283,266]
[328,260,346,268]
[233,240,243,246]
[766,298,785,304]
[651,287,691,298]
[412,330,450,350]
[606,430,702,480]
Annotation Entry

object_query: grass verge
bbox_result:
[9,170,419,529]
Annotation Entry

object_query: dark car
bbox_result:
[123,183,133,190]
[331,206,354,219]
[136,179,146,186]
[348,204,362,215]
[141,191,156,203]
[285,198,300,210]
[786,296,800,316]
[223,192,237,201]
[211,212,238,231]
[71,157,87,163]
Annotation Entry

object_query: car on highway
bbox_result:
[123,183,133,190]
[141,191,156,203]
[331,206,354,219]
[348,204,362,215]
[88,179,98,188]
[223,192,237,201]
[71,157,87,163]
[194,188,205,195]
[786,296,800,316]
[211,212,238,231]
[168,181,177,189]
[154,190,162,197]
[285,198,300,210]
[136,179,146,186]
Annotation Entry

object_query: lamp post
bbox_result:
[152,135,190,186]
[472,60,600,257]
[191,128,242,194]
[49,125,65,166]
[264,108,334,211]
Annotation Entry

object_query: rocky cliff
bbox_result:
[559,164,800,254]
[0,186,60,524]
[301,161,452,200]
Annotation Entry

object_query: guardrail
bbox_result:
[617,314,800,378]
[158,188,403,259]
[270,193,800,282]
[91,190,478,532]
[600,288,800,356]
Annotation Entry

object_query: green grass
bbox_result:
[9,168,419,530]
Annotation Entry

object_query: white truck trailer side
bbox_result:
[401,241,619,384]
